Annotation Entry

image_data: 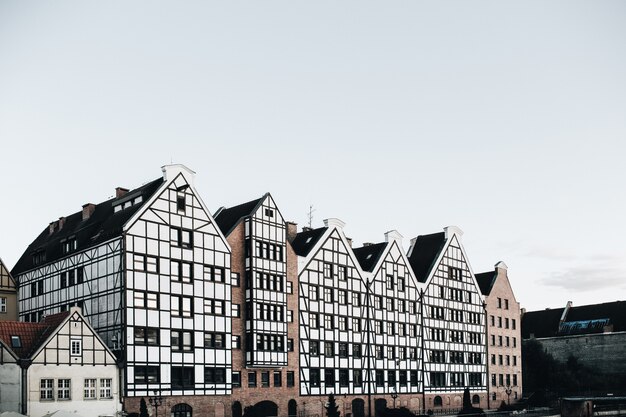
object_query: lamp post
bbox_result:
[391,386,399,409]
[149,390,164,417]
[505,385,512,406]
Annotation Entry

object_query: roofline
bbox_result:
[0,337,19,361]
[222,192,270,237]
[369,240,420,289]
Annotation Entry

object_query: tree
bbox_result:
[462,387,472,410]
[139,398,149,417]
[326,394,340,417]
[457,388,485,417]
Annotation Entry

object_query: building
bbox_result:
[475,262,522,407]
[0,307,120,417]
[407,226,488,411]
[12,165,234,416]
[522,301,626,382]
[0,257,18,321]
[11,165,519,417]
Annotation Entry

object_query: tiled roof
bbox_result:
[291,227,327,257]
[0,311,70,359]
[407,232,446,283]
[352,242,387,272]
[475,271,497,295]
[12,178,163,276]
[522,301,626,339]
[213,196,264,236]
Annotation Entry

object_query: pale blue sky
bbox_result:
[1,1,625,310]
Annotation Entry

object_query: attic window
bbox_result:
[61,237,77,255]
[305,237,312,244]
[11,335,21,348]
[177,194,186,212]
[366,254,373,259]
[265,208,274,218]
[32,250,46,265]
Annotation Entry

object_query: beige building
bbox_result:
[0,258,18,321]
[476,262,522,408]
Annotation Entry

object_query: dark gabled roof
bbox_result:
[353,242,387,272]
[291,227,327,257]
[12,178,163,276]
[522,301,626,339]
[407,232,446,283]
[475,271,497,295]
[0,311,70,359]
[213,196,264,236]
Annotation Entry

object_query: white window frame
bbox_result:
[40,379,54,401]
[100,378,112,399]
[57,379,71,400]
[84,378,97,400]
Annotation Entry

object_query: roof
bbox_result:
[352,242,387,272]
[12,178,163,276]
[407,232,446,283]
[291,227,327,256]
[475,271,497,295]
[0,311,70,359]
[213,196,264,236]
[522,301,626,339]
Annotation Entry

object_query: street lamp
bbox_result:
[149,390,164,417]
[391,386,399,409]
[505,385,512,406]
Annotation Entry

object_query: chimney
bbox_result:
[444,225,464,240]
[385,229,403,243]
[560,301,573,324]
[116,187,129,198]
[286,221,298,243]
[495,261,508,271]
[346,237,352,247]
[58,217,66,231]
[49,221,56,235]
[363,242,374,247]
[162,164,196,186]
[302,226,312,232]
[82,203,96,221]
[323,218,345,230]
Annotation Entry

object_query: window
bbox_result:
[430,372,446,387]
[71,339,81,356]
[339,342,348,358]
[354,369,363,386]
[491,354,496,365]
[134,291,159,309]
[61,237,77,254]
[387,321,395,335]
[324,341,334,356]
[398,300,406,313]
[499,374,504,386]
[397,277,405,292]
[232,371,241,388]
[376,370,384,387]
[204,299,225,316]
[60,272,68,288]
[233,304,241,318]
[324,314,334,329]
[287,371,295,387]
[513,374,518,386]
[353,318,361,332]
[232,335,241,349]
[57,379,71,400]
[505,299,509,309]
[499,355,503,365]
[339,369,349,387]
[172,260,193,283]
[177,194,186,212]
[171,227,193,249]
[273,371,282,387]
[352,343,362,358]
[309,285,319,301]
[375,321,383,334]
[204,332,226,348]
[261,371,270,387]
[375,345,383,359]
[41,379,54,400]
[100,378,112,398]
[386,275,394,290]
[310,369,320,387]
[449,267,462,281]
[338,290,347,304]
[310,341,319,356]
[171,295,193,317]
[287,338,294,351]
[204,367,226,384]
[172,330,194,351]
[11,335,21,348]
[491,374,496,386]
[323,262,333,278]
[505,318,510,329]
[324,287,334,303]
[286,281,293,294]
[497,297,502,308]
[204,265,225,282]
[134,327,159,345]
[375,296,382,309]
[450,351,464,364]
[386,298,394,311]
[84,379,97,399]
[352,292,361,306]
[430,350,445,363]
[135,366,160,383]
[512,319,517,330]
[338,265,347,280]
[248,372,257,387]
[410,371,418,386]
[388,370,396,386]
[490,315,495,326]
[513,356,517,366]
[399,371,408,386]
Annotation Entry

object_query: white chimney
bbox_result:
[495,261,508,271]
[323,218,345,230]
[385,230,403,243]
[162,164,196,186]
[444,225,463,240]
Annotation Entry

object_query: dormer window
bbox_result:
[61,237,77,255]
[265,208,274,218]
[32,250,46,265]
[11,335,21,348]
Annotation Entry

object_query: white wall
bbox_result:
[0,362,21,413]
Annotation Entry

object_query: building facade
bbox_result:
[11,165,521,417]
[0,257,18,321]
[475,262,522,407]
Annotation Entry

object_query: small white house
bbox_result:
[0,307,121,417]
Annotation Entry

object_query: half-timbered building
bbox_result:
[407,226,488,410]
[0,307,120,417]
[0,257,18,321]
[12,165,233,416]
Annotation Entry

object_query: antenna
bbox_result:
[307,204,315,228]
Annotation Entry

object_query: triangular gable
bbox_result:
[0,258,16,290]
[370,239,420,289]
[422,233,484,301]
[0,338,19,362]
[492,265,520,304]
[251,193,285,225]
[30,309,116,365]
[123,166,231,254]
[298,227,365,280]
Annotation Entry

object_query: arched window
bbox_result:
[472,395,480,405]
[288,400,298,417]
[232,401,242,417]
[434,396,443,407]
[171,403,192,417]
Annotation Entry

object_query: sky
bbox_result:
[0,1,625,311]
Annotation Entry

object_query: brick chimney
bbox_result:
[58,217,66,231]
[362,242,374,247]
[286,221,298,243]
[116,187,129,198]
[49,221,56,235]
[82,203,96,221]
[346,237,352,247]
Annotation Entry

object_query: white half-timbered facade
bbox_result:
[0,257,18,321]
[292,219,369,397]
[408,226,488,409]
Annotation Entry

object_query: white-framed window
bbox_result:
[40,379,54,400]
[71,339,81,356]
[171,295,193,317]
[0,297,7,313]
[100,378,112,399]
[57,379,71,400]
[84,378,97,399]
[232,304,241,318]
